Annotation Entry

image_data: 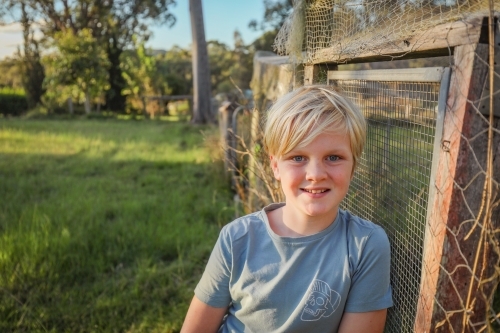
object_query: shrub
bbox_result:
[0,88,28,116]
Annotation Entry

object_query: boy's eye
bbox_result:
[292,156,304,162]
[327,155,340,161]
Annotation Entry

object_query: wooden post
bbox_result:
[67,97,74,114]
[304,65,314,85]
[304,64,334,85]
[188,98,193,118]
[142,97,147,118]
[415,43,499,332]
[218,101,236,177]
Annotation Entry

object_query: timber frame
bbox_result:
[304,14,500,332]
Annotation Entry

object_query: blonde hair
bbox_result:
[263,85,366,171]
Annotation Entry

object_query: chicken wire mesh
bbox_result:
[329,73,444,333]
[275,0,500,64]
[227,6,500,331]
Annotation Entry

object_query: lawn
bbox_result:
[0,117,234,332]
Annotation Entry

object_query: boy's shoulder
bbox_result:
[220,203,284,242]
[339,209,390,253]
[339,209,388,239]
[220,204,279,242]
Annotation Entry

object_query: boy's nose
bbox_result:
[306,159,327,181]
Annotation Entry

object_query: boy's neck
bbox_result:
[267,205,338,237]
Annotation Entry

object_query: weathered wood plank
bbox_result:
[304,64,334,85]
[311,15,485,65]
[414,42,494,333]
[327,67,446,82]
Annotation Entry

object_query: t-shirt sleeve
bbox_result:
[194,227,232,308]
[344,226,393,313]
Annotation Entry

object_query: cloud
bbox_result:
[0,22,23,34]
[0,23,22,59]
[0,20,46,59]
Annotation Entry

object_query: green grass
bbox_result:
[0,118,234,332]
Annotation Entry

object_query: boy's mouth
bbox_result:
[302,189,328,194]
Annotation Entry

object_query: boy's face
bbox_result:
[270,131,353,224]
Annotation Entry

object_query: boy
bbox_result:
[181,85,393,332]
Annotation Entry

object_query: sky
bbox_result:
[0,1,267,60]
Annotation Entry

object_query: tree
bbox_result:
[247,0,294,53]
[1,0,44,107]
[230,30,253,91]
[156,46,192,96]
[18,1,45,109]
[0,0,176,111]
[0,59,22,89]
[249,0,293,32]
[189,0,212,124]
[207,34,252,94]
[43,29,110,114]
[207,41,233,92]
[122,39,174,117]
[121,41,157,101]
[250,30,278,53]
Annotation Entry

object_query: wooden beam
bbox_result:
[327,67,446,83]
[311,15,485,65]
[414,42,498,332]
[304,63,335,85]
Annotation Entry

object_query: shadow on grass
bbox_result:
[0,143,234,332]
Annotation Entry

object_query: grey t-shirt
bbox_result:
[195,203,393,333]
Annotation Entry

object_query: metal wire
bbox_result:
[333,79,440,333]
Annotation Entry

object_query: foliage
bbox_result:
[207,41,236,93]
[0,118,234,332]
[249,0,293,32]
[207,31,253,93]
[247,0,294,53]
[0,0,279,116]
[42,28,110,113]
[0,0,177,112]
[122,42,194,117]
[250,30,279,53]
[0,88,28,116]
[122,41,159,98]
[155,46,193,96]
[0,58,22,89]
[17,1,45,109]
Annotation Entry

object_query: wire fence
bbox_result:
[330,73,444,333]
[222,8,500,331]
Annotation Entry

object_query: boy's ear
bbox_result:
[270,155,281,181]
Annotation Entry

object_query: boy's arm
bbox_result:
[180,296,227,333]
[337,309,387,333]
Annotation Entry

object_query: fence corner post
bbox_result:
[415,42,499,332]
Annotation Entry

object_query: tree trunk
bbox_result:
[84,90,91,114]
[105,36,126,112]
[67,97,74,114]
[189,0,212,124]
[19,1,45,109]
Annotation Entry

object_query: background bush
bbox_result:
[0,88,28,116]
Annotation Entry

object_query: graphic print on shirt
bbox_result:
[301,279,341,321]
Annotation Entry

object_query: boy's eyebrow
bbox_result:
[287,146,352,155]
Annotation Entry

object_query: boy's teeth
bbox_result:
[305,189,326,193]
